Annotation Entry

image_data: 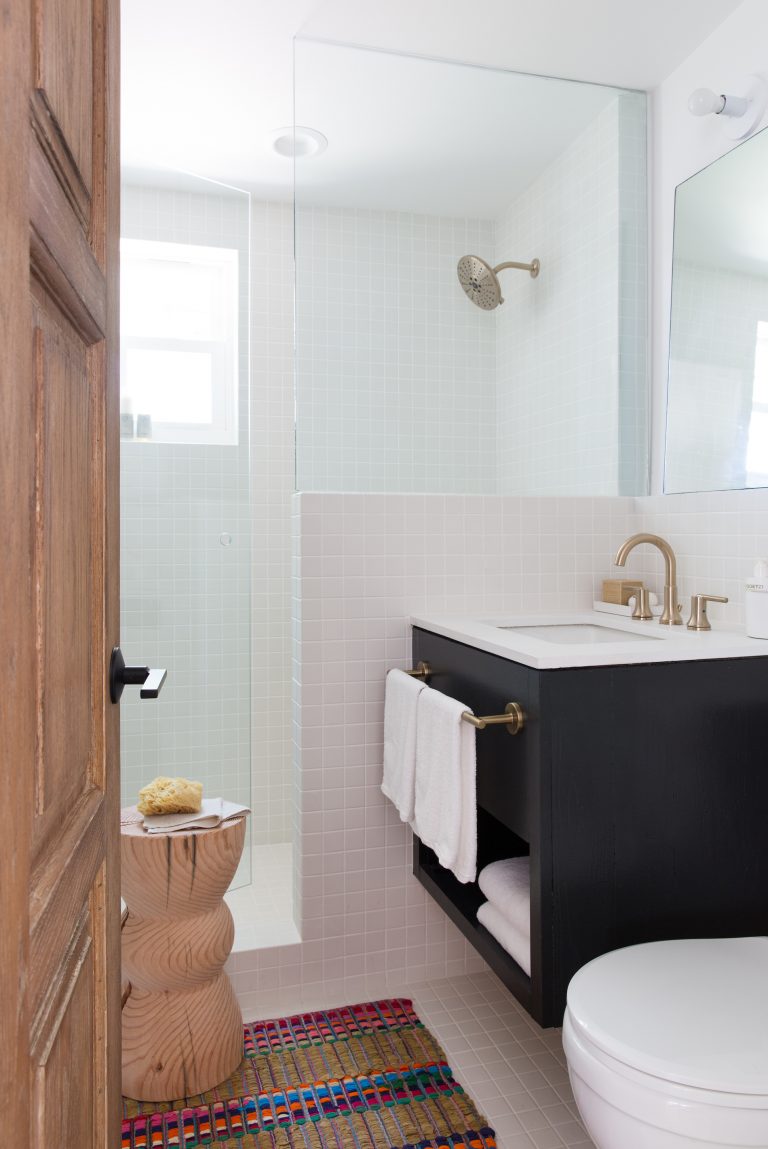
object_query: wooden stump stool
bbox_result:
[120,809,245,1101]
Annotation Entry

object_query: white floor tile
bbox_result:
[232,967,594,1149]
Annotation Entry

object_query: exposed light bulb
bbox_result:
[688,88,726,116]
[688,74,768,139]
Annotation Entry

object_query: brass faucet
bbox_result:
[613,533,683,625]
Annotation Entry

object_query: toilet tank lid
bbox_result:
[566,937,768,1095]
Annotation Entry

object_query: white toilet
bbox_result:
[562,937,768,1148]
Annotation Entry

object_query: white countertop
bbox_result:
[411,612,768,670]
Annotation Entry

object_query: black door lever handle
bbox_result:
[109,646,167,704]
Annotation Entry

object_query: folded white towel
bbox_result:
[477,900,531,976]
[413,687,477,884]
[382,669,427,822]
[477,857,531,938]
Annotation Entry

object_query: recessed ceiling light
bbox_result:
[268,126,328,158]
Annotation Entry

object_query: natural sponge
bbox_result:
[137,776,203,816]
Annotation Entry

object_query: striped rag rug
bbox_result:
[121,997,497,1149]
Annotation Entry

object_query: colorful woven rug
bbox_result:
[122,997,496,1149]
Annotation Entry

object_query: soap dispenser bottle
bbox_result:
[745,560,768,638]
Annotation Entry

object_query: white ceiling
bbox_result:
[121,0,744,205]
[291,41,618,217]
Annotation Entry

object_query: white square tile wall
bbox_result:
[617,92,649,496]
[631,488,768,627]
[226,491,639,1000]
[249,200,295,845]
[295,207,498,494]
[120,189,296,853]
[120,186,253,852]
[496,95,647,496]
[294,98,646,499]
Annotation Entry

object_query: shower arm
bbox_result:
[493,260,539,275]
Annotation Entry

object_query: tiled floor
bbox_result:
[232,968,593,1149]
[225,842,299,951]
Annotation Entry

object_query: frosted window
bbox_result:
[124,349,214,424]
[120,239,239,445]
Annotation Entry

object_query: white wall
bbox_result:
[496,98,623,495]
[651,0,768,491]
[665,261,768,492]
[228,491,639,1010]
[295,206,497,493]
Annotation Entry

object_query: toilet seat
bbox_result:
[566,936,768,1096]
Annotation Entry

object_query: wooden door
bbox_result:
[0,0,121,1143]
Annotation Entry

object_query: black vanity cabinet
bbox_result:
[412,626,768,1027]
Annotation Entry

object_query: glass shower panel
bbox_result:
[119,173,252,888]
[294,40,648,497]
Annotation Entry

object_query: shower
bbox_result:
[457,254,540,310]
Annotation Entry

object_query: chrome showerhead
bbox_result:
[457,254,540,310]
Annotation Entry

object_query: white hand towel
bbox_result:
[382,668,427,822]
[478,857,531,938]
[477,900,531,976]
[413,687,477,884]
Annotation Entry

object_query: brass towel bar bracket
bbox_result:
[401,663,525,736]
[462,702,525,735]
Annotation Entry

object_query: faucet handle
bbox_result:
[686,593,728,632]
[625,583,653,621]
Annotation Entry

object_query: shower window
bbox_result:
[120,238,239,445]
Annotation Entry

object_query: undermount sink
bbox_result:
[499,623,661,645]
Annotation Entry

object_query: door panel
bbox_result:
[32,905,96,1143]
[32,301,97,831]
[0,0,120,1142]
[33,0,94,198]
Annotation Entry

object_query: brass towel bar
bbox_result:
[461,702,525,735]
[400,663,525,736]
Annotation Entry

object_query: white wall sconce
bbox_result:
[688,74,768,140]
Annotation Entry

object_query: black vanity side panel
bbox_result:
[545,656,768,1014]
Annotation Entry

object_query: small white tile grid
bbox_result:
[496,96,647,498]
[249,200,295,845]
[120,186,254,878]
[232,969,593,1149]
[617,92,650,497]
[226,485,768,988]
[225,492,637,1000]
[225,843,299,951]
[665,260,768,493]
[631,486,768,629]
[295,207,498,494]
[294,102,646,499]
[120,189,295,853]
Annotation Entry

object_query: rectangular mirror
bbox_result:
[665,126,768,492]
